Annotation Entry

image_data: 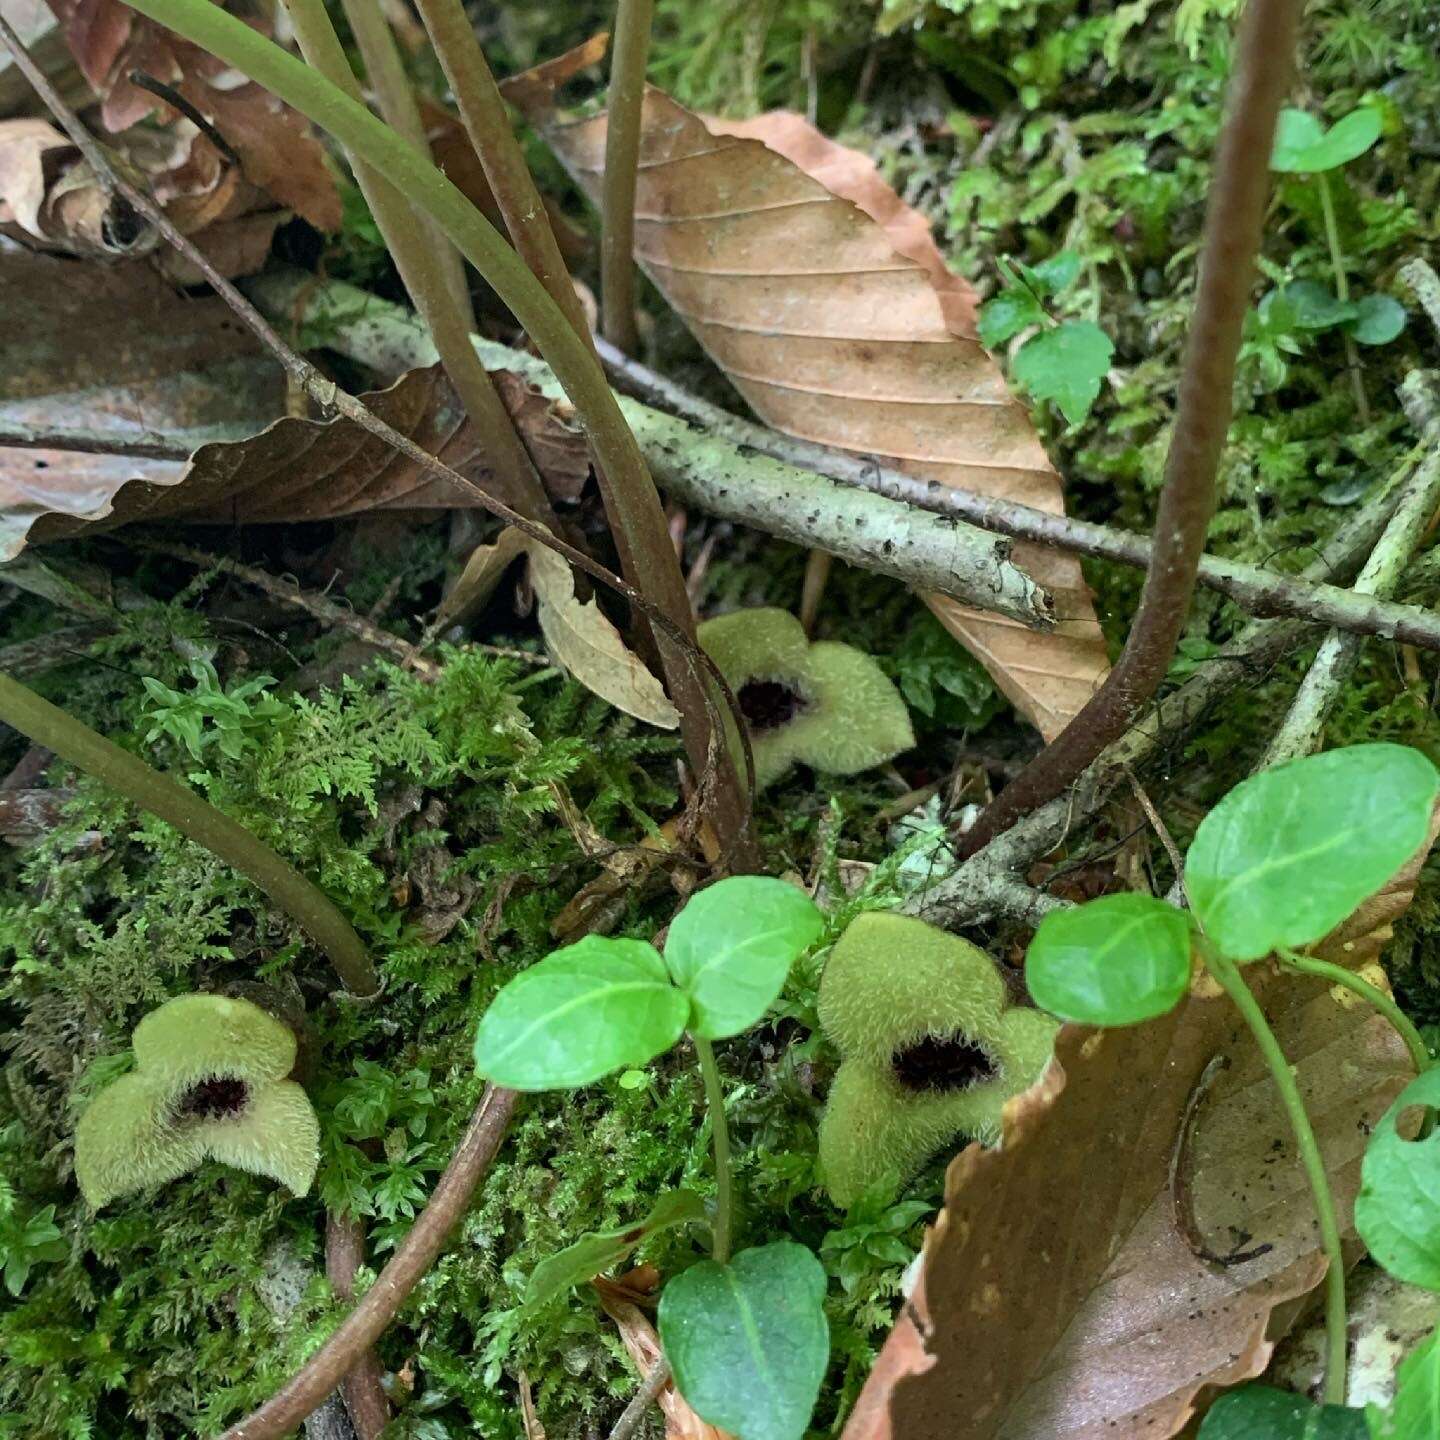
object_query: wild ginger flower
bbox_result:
[697,607,914,790]
[74,994,320,1208]
[816,912,1057,1207]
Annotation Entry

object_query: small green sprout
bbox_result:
[816,912,1059,1208]
[696,607,914,791]
[978,250,1114,426]
[74,994,320,1209]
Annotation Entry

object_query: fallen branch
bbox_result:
[324,1210,391,1440]
[222,1084,520,1440]
[245,273,1056,628]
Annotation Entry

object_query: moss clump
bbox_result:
[75,994,320,1208]
[698,608,915,790]
[816,912,1057,1207]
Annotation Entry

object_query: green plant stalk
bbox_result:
[410,0,594,345]
[337,0,471,325]
[1317,172,1369,423]
[1280,949,1430,1076]
[601,0,657,353]
[129,0,747,849]
[694,1037,733,1263]
[281,0,557,530]
[0,670,378,996]
[1205,948,1347,1403]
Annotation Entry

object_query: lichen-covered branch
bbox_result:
[246,272,1058,628]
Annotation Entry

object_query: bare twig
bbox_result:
[0,17,754,870]
[1260,443,1440,767]
[222,1085,520,1440]
[953,0,1301,860]
[605,1358,671,1440]
[601,0,656,353]
[324,1210,391,1440]
[593,337,1440,653]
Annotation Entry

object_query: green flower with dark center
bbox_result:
[697,608,914,791]
[817,912,1058,1207]
[74,994,319,1209]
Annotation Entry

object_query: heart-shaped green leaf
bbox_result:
[473,936,688,1090]
[1369,1326,1440,1439]
[1197,1385,1367,1438]
[1024,249,1082,295]
[663,876,823,1040]
[1355,1068,1440,1291]
[659,1241,829,1440]
[1185,744,1439,963]
[1025,893,1192,1026]
[1350,294,1406,346]
[1012,320,1114,426]
[1270,106,1382,173]
[526,1189,706,1306]
[1264,280,1357,332]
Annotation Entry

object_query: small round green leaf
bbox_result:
[1272,279,1356,331]
[1350,293,1406,346]
[1025,249,1082,295]
[978,287,1045,349]
[1012,321,1113,426]
[659,1241,829,1440]
[1271,105,1382,173]
[663,877,824,1040]
[1355,1067,1440,1291]
[1185,744,1439,963]
[1197,1385,1367,1438]
[1025,894,1192,1026]
[474,936,688,1090]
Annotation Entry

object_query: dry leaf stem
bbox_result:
[220,1085,520,1440]
[606,1359,672,1440]
[601,0,655,352]
[954,0,1302,860]
[115,0,750,856]
[282,0,559,532]
[593,335,1440,655]
[411,0,594,343]
[0,7,755,865]
[0,670,379,995]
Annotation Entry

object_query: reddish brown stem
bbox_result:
[222,1086,519,1440]
[956,0,1301,860]
[324,1209,391,1440]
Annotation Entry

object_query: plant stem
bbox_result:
[601,0,656,353]
[1318,172,1370,423]
[281,0,557,530]
[338,0,472,324]
[1205,949,1347,1404]
[0,670,378,996]
[410,0,594,344]
[1280,949,1430,1077]
[953,0,1301,861]
[121,0,748,856]
[694,1036,733,1264]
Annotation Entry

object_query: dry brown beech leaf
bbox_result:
[0,252,590,557]
[505,43,1110,740]
[842,953,1421,1440]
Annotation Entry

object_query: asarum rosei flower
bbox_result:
[816,912,1058,1208]
[696,608,914,791]
[74,994,319,1208]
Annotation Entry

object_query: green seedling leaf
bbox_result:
[663,876,824,1040]
[1185,744,1439,963]
[659,1241,829,1440]
[1197,1385,1367,1438]
[1265,279,1358,332]
[1271,105,1383,173]
[1026,893,1192,1026]
[1012,320,1113,426]
[1355,1067,1440,1291]
[1350,294,1406,346]
[525,1189,706,1306]
[978,285,1046,349]
[473,936,688,1090]
[1025,249,1082,294]
[1369,1326,1440,1438]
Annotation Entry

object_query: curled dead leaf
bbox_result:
[505,43,1109,740]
